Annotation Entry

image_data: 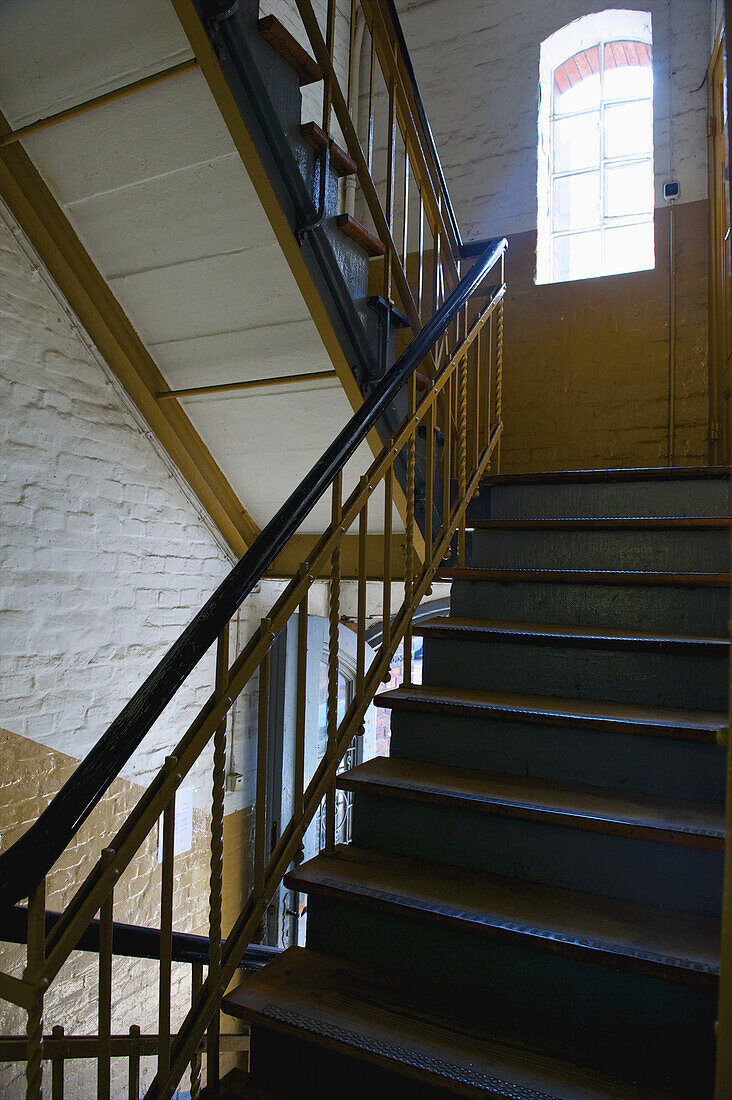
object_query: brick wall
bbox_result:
[0,201,252,1096]
[0,728,216,1098]
[396,0,711,238]
[0,204,235,795]
[0,200,432,1094]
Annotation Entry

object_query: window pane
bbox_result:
[555,73,600,115]
[553,171,600,231]
[605,220,655,275]
[337,672,348,724]
[553,231,602,281]
[553,112,600,172]
[604,160,654,217]
[604,100,653,159]
[603,57,653,102]
[317,660,328,756]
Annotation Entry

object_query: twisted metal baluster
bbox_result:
[496,298,504,472]
[403,375,416,684]
[326,473,342,853]
[208,626,229,1091]
[458,353,468,565]
[24,879,45,1100]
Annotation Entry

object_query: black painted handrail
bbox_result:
[1,905,280,971]
[0,237,507,911]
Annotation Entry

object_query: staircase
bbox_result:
[220,466,730,1100]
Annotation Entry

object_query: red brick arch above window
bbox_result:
[554,40,652,96]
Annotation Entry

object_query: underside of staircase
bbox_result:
[215,465,729,1100]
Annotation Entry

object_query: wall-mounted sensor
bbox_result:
[663,181,680,201]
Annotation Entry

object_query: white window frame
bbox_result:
[537,9,654,285]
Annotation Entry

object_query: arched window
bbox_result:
[537,10,654,284]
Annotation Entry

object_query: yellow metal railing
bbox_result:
[0,3,514,1096]
[0,285,505,1098]
[296,0,462,340]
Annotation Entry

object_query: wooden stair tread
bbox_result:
[436,567,731,587]
[482,466,730,486]
[258,15,322,85]
[335,213,386,256]
[286,845,720,986]
[469,516,730,530]
[376,684,727,743]
[222,947,679,1100]
[337,757,725,849]
[413,616,727,654]
[300,121,357,176]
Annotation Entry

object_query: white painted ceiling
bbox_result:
[0,0,390,536]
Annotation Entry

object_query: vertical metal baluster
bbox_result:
[384,73,397,301]
[458,353,468,563]
[24,878,45,1100]
[190,963,203,1100]
[347,0,357,117]
[442,371,453,536]
[436,200,444,310]
[474,325,482,468]
[97,860,114,1100]
[326,473,343,854]
[128,1025,140,1100]
[425,396,435,568]
[382,464,393,648]
[295,591,308,824]
[403,374,416,685]
[402,147,410,268]
[158,781,176,1081]
[366,28,376,173]
[356,476,369,700]
[322,0,336,133]
[255,623,271,896]
[487,310,494,443]
[417,189,424,320]
[51,1025,64,1100]
[496,298,504,472]
[207,625,229,1090]
[432,225,440,362]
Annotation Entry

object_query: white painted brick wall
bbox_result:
[711,0,723,45]
[394,0,713,239]
[0,204,237,801]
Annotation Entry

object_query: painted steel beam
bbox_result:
[268,532,410,579]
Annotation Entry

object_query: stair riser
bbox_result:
[389,710,727,801]
[421,637,728,710]
[450,579,729,634]
[305,893,717,1075]
[472,479,730,520]
[350,793,723,915]
[471,528,730,572]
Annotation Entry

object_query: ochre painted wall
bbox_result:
[499,200,710,472]
[0,728,216,1098]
